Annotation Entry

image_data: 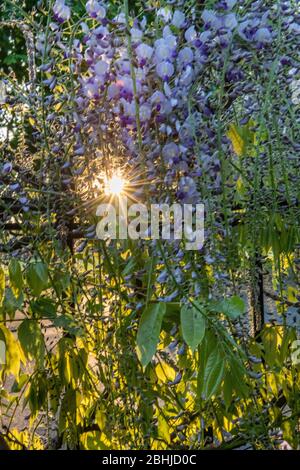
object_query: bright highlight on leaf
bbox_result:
[227,121,256,156]
[227,124,245,156]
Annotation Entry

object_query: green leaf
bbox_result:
[30,298,56,319]
[262,326,279,367]
[212,295,245,320]
[157,415,170,444]
[28,373,47,413]
[162,302,180,332]
[122,258,136,276]
[2,288,23,319]
[137,303,166,367]
[197,330,224,400]
[9,259,23,296]
[280,327,296,365]
[229,357,249,398]
[202,349,224,400]
[53,315,84,336]
[26,262,48,297]
[11,373,29,393]
[223,369,234,410]
[18,320,45,367]
[80,431,110,450]
[180,302,205,351]
[53,272,71,296]
[3,53,28,65]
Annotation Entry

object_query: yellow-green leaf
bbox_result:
[0,325,23,377]
[0,266,5,306]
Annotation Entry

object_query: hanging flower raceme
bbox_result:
[86,0,106,20]
[53,0,71,23]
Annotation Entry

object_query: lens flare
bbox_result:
[105,175,125,196]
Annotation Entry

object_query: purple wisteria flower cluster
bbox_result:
[2,0,297,295]
[38,0,298,206]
